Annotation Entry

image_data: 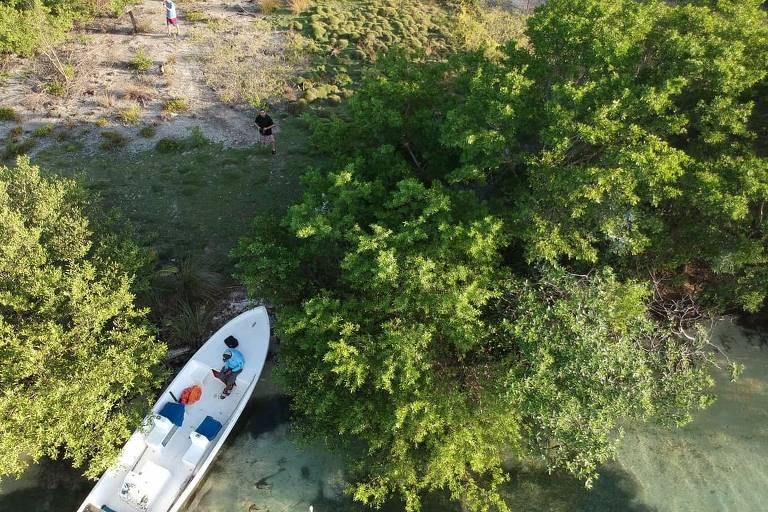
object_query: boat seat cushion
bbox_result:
[196,416,223,441]
[158,401,185,427]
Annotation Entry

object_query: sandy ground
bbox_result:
[0,0,283,153]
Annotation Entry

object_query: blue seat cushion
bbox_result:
[196,416,223,441]
[158,401,185,427]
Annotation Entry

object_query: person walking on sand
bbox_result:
[162,0,180,37]
[255,109,277,155]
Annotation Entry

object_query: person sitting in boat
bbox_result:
[212,335,244,399]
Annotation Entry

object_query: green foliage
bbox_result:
[234,0,768,507]
[33,124,54,137]
[155,137,184,152]
[138,125,157,138]
[130,47,153,73]
[3,138,36,160]
[166,300,215,348]
[155,128,208,152]
[100,130,127,150]
[120,105,142,125]
[0,107,20,122]
[198,19,298,107]
[0,157,166,479]
[43,79,67,97]
[292,0,456,103]
[162,97,190,115]
[516,0,768,309]
[493,268,714,487]
[185,9,208,23]
[0,0,137,56]
[144,259,223,347]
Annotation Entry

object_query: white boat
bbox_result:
[78,307,270,512]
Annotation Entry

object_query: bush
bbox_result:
[32,124,53,137]
[130,48,153,73]
[162,97,190,115]
[0,157,166,479]
[123,85,156,103]
[187,127,209,149]
[185,10,208,23]
[155,137,184,152]
[3,138,35,159]
[0,107,20,122]
[96,117,110,127]
[257,0,280,14]
[139,125,156,138]
[100,130,127,150]
[43,80,67,97]
[120,105,141,125]
[167,300,215,348]
[289,0,311,15]
[9,126,23,139]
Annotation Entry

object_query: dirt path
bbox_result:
[0,0,279,153]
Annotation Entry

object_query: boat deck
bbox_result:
[79,307,271,512]
[92,368,250,512]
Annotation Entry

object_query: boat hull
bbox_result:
[78,306,270,512]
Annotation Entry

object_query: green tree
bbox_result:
[1,0,137,55]
[234,0,767,509]
[0,157,166,479]
[515,0,768,310]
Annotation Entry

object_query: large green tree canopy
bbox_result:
[0,157,166,479]
[234,0,767,510]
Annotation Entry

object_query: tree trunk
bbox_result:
[127,9,139,34]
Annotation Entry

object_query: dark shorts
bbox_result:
[166,17,178,25]
[259,133,275,145]
[216,368,241,386]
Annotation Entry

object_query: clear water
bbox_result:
[3,321,767,512]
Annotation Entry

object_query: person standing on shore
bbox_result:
[255,109,277,155]
[162,0,180,37]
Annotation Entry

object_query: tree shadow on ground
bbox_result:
[501,460,657,512]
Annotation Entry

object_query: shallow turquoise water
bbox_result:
[3,321,767,512]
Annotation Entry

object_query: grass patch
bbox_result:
[185,10,208,22]
[121,105,142,125]
[33,118,318,272]
[123,84,156,103]
[130,47,154,73]
[286,0,457,104]
[162,97,190,115]
[0,107,20,122]
[139,125,157,138]
[3,138,35,159]
[199,18,299,106]
[44,80,67,97]
[100,130,127,150]
[156,128,209,152]
[155,137,184,152]
[257,0,280,13]
[96,117,110,127]
[33,124,54,137]
[9,126,22,139]
[288,0,312,15]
